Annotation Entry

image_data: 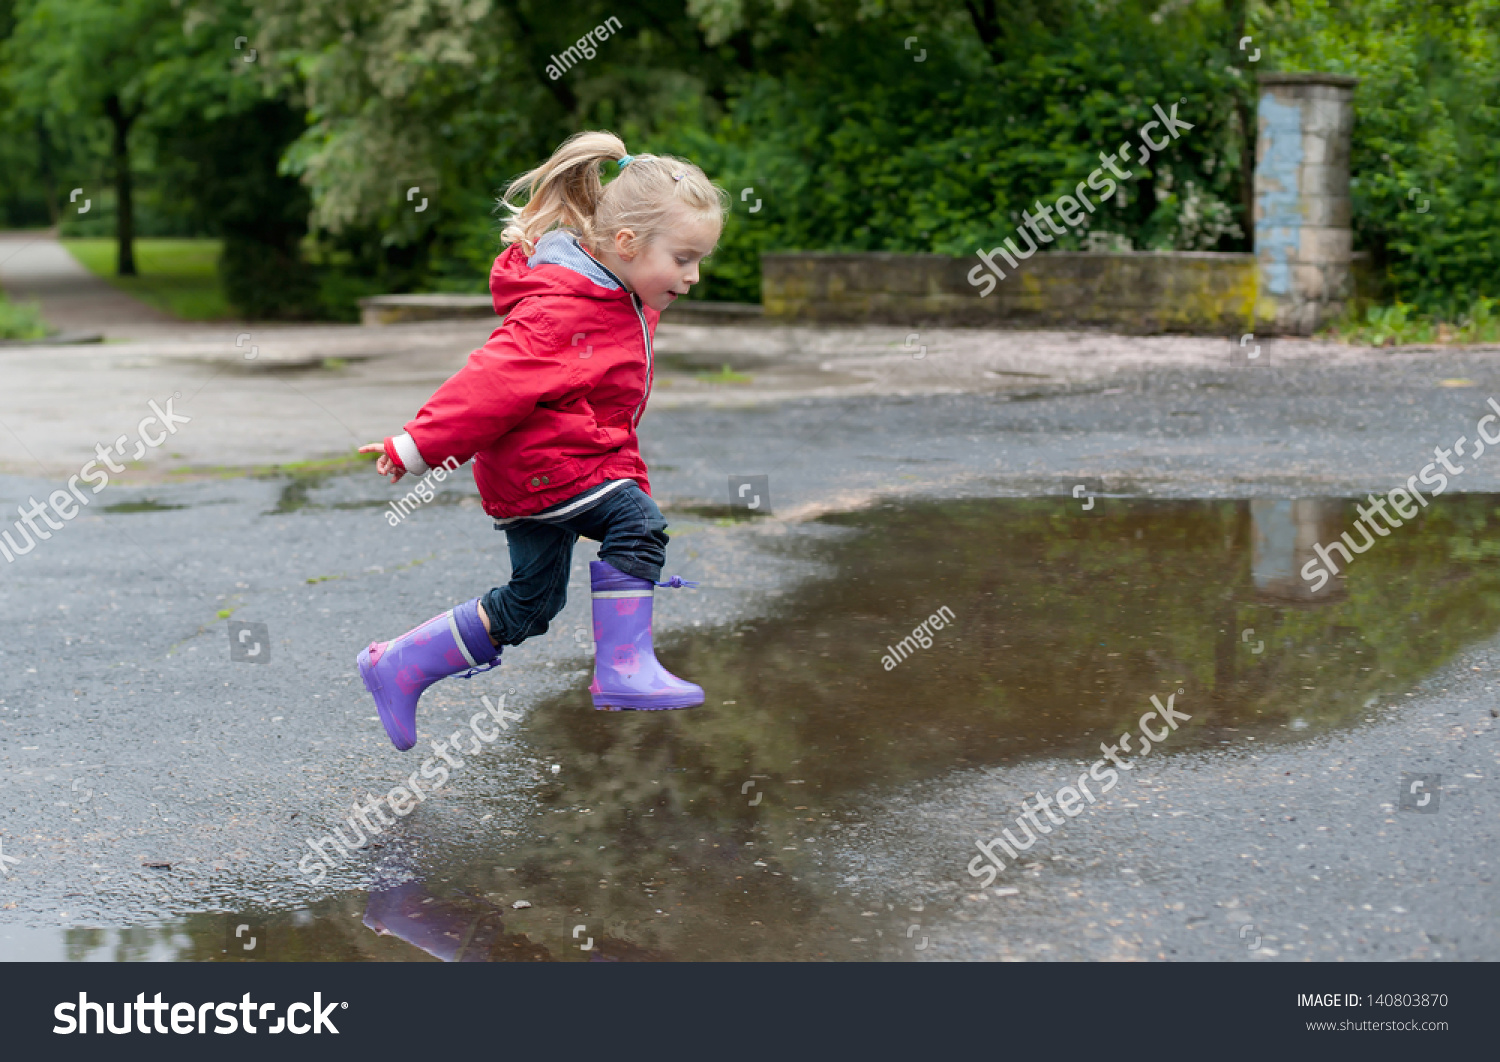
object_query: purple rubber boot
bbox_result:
[358,598,500,751]
[589,560,704,711]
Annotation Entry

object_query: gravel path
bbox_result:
[0,231,181,338]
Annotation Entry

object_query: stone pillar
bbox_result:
[1253,73,1358,335]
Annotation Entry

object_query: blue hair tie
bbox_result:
[618,155,633,168]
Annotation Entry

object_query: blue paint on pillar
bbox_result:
[1256,93,1304,297]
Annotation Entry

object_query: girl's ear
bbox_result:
[614,227,640,261]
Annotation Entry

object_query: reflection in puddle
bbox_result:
[363,881,549,962]
[59,494,1500,960]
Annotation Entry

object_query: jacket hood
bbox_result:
[488,230,632,318]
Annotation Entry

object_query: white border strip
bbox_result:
[534,477,632,519]
[391,432,431,475]
[447,610,479,667]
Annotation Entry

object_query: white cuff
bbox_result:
[391,432,431,475]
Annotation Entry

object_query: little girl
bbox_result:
[356,131,727,751]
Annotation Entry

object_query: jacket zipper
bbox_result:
[629,293,653,425]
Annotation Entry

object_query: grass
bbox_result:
[0,292,49,339]
[60,238,231,321]
[164,451,379,480]
[1325,297,1500,346]
[694,362,753,384]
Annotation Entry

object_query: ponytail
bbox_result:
[500,131,626,255]
[500,130,728,257]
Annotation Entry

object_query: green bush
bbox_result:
[1267,0,1500,312]
[0,292,47,339]
[643,6,1252,303]
[1329,296,1500,346]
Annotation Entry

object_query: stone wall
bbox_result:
[762,250,1258,334]
[762,71,1360,335]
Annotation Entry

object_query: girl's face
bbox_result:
[602,205,721,313]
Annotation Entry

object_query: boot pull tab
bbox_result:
[655,576,699,588]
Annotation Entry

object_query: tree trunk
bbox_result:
[37,119,59,227]
[496,0,578,114]
[1237,95,1256,249]
[103,93,136,276]
[1227,0,1255,250]
[964,0,1004,58]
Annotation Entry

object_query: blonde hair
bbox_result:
[499,130,729,257]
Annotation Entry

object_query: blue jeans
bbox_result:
[480,483,668,647]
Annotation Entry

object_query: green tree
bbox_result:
[145,0,319,317]
[3,0,183,274]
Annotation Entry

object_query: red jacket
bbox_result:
[383,239,660,519]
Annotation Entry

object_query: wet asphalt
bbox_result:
[2,343,1499,960]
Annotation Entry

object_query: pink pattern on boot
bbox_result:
[611,644,641,677]
[395,665,427,695]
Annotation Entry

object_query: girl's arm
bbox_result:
[379,306,579,474]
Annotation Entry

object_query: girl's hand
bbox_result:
[359,442,405,484]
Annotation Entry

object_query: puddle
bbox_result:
[265,470,348,514]
[45,494,1500,960]
[265,472,472,516]
[663,504,774,523]
[100,498,187,513]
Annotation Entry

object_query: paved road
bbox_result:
[2,315,1498,960]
